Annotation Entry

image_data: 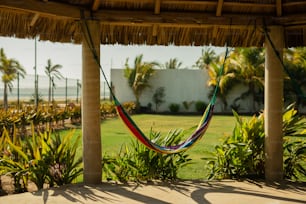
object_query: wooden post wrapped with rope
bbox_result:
[264,26,284,182]
[81,19,102,184]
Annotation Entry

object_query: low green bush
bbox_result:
[205,103,306,181]
[102,129,191,182]
[169,103,180,113]
[195,101,208,114]
[0,126,82,192]
[206,110,265,179]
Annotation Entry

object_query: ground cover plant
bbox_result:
[0,126,82,193]
[61,114,235,181]
[98,114,237,180]
[102,129,191,182]
[205,104,306,181]
[99,112,305,182]
[1,109,305,194]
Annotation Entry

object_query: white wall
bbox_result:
[111,69,211,112]
[111,69,262,113]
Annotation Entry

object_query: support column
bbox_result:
[82,20,102,184]
[264,26,284,182]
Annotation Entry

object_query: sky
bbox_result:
[0,36,223,81]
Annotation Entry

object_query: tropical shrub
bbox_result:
[0,126,82,192]
[282,104,306,180]
[100,102,115,119]
[45,132,82,186]
[102,129,191,182]
[152,87,165,112]
[283,140,306,181]
[0,100,119,134]
[122,101,136,114]
[169,103,180,113]
[182,101,194,111]
[206,110,264,179]
[206,103,306,181]
[69,105,81,124]
[195,101,208,114]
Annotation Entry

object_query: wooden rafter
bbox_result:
[155,0,161,15]
[162,0,215,6]
[30,13,40,27]
[92,0,100,11]
[283,1,306,6]
[276,0,282,17]
[0,0,81,19]
[223,2,274,8]
[216,0,223,17]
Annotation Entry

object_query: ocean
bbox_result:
[0,74,110,102]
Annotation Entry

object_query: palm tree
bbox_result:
[283,47,306,107]
[228,48,265,112]
[76,79,81,104]
[44,59,63,106]
[194,47,217,69]
[163,58,183,69]
[124,54,158,112]
[0,48,26,110]
[206,56,239,111]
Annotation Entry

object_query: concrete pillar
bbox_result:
[82,20,102,184]
[264,26,284,182]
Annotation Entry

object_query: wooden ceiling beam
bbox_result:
[160,0,291,9]
[162,1,215,6]
[154,0,161,15]
[0,0,82,19]
[92,0,100,11]
[94,10,306,27]
[216,0,224,17]
[275,14,306,26]
[276,0,282,17]
[0,0,304,28]
[223,2,274,8]
[30,13,40,27]
[94,11,262,25]
[283,1,306,7]
[162,1,274,8]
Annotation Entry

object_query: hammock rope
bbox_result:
[80,13,229,154]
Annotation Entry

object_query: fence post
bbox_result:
[65,77,68,106]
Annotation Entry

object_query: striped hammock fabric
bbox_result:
[114,97,215,154]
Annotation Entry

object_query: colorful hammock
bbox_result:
[80,17,228,154]
[114,96,215,154]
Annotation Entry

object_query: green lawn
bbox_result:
[100,114,238,180]
[63,113,306,182]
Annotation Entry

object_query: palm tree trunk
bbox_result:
[250,85,256,113]
[134,91,141,113]
[17,73,20,110]
[52,77,55,103]
[48,77,51,106]
[3,83,8,110]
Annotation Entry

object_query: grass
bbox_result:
[52,114,306,181]
[67,114,239,180]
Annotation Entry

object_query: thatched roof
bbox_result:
[0,0,305,47]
